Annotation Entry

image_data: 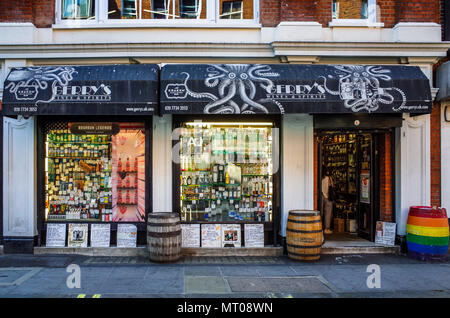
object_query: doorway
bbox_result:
[317,131,382,241]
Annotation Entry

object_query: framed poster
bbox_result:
[68,223,88,247]
[181,224,200,248]
[221,224,241,247]
[46,223,66,247]
[244,224,264,247]
[360,171,370,204]
[117,224,137,247]
[375,221,396,246]
[90,224,111,247]
[201,224,222,248]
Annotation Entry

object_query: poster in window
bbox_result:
[360,170,370,204]
[201,224,222,248]
[375,221,396,246]
[46,223,67,247]
[90,224,111,247]
[181,224,200,248]
[117,224,137,247]
[68,223,88,247]
[221,224,241,247]
[244,224,264,247]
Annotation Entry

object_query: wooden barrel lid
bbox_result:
[148,213,180,219]
[289,210,320,217]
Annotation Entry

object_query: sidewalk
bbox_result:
[0,252,449,298]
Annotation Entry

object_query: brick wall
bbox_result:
[261,0,441,27]
[430,102,441,207]
[395,0,440,24]
[379,132,394,222]
[0,0,54,27]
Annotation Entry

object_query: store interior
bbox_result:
[318,131,374,241]
[178,122,274,223]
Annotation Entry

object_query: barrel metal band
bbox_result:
[148,222,181,227]
[288,252,321,257]
[286,229,323,234]
[288,219,321,224]
[148,230,182,238]
[287,244,322,249]
[289,213,319,217]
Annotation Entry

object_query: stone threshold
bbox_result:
[321,245,400,254]
[33,246,283,257]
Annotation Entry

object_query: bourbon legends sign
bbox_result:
[2,64,158,115]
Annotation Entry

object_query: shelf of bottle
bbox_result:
[182,198,242,202]
[182,184,211,187]
[116,187,137,190]
[181,169,211,172]
[48,140,111,145]
[48,156,104,160]
[117,170,138,174]
[116,203,137,206]
[241,174,270,177]
[46,217,103,221]
[212,182,241,187]
[324,140,356,147]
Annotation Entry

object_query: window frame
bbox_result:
[330,0,379,27]
[55,0,260,26]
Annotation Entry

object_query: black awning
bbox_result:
[160,64,431,115]
[2,64,158,115]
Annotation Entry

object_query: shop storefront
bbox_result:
[1,62,433,253]
[161,63,432,247]
[2,64,158,251]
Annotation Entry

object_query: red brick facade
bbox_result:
[379,133,394,222]
[261,0,442,27]
[430,102,441,208]
[0,0,55,28]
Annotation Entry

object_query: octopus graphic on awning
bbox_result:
[180,64,283,114]
[5,66,77,104]
[320,65,407,113]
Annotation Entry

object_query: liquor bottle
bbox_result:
[134,190,138,204]
[225,172,229,184]
[118,157,122,172]
[125,176,130,188]
[134,176,138,188]
[126,157,130,172]
[134,157,138,171]
[126,190,130,204]
[118,190,123,204]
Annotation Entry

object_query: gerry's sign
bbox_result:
[53,84,112,102]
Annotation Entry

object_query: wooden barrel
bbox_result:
[147,213,182,263]
[286,210,323,261]
[406,206,449,261]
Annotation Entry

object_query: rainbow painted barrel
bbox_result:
[406,206,449,260]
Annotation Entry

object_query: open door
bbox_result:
[357,133,374,240]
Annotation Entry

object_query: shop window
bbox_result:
[57,0,258,23]
[331,0,377,23]
[179,122,273,223]
[45,122,146,223]
[61,0,95,19]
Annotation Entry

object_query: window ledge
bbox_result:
[329,20,384,28]
[52,21,262,30]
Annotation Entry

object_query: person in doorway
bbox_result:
[321,168,334,235]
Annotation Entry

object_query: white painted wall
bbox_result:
[3,116,37,238]
[442,103,450,214]
[152,115,173,213]
[396,114,431,236]
[280,114,314,237]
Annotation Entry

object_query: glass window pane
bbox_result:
[180,0,200,19]
[332,0,369,19]
[179,122,273,223]
[220,0,253,20]
[45,122,146,223]
[62,0,95,20]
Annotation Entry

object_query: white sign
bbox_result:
[221,224,241,247]
[46,223,66,247]
[117,224,137,247]
[90,224,111,247]
[375,221,396,246]
[201,224,222,248]
[181,224,200,248]
[68,223,88,248]
[244,224,264,247]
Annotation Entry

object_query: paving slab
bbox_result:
[226,276,333,293]
[185,276,230,294]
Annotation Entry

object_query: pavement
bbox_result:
[0,252,449,299]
